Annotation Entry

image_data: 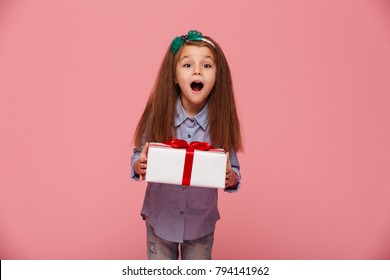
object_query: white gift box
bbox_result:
[145,142,227,188]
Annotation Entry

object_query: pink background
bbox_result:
[1,0,390,259]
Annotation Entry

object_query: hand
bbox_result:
[134,142,149,182]
[225,152,237,187]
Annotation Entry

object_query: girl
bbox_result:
[131,30,242,260]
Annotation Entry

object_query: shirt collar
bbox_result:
[175,99,209,130]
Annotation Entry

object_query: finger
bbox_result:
[225,169,231,180]
[225,176,231,187]
[225,173,235,187]
[138,143,150,182]
[140,142,150,160]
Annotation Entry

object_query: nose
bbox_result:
[193,71,202,76]
[192,65,202,76]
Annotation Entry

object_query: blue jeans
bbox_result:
[146,222,214,260]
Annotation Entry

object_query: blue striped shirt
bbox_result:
[131,100,241,242]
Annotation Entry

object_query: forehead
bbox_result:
[178,45,215,60]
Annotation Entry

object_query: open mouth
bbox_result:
[190,81,204,92]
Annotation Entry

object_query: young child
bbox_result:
[131,30,242,260]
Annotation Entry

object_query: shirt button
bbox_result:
[180,211,185,216]
[188,134,191,138]
[190,119,194,123]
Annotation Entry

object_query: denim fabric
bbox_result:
[146,221,214,260]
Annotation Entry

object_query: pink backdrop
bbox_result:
[1,0,390,259]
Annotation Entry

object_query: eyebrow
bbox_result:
[180,55,215,62]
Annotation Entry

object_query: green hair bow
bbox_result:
[170,30,204,54]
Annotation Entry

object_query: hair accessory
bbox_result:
[170,30,215,54]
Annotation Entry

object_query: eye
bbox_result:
[183,63,191,68]
[203,63,213,68]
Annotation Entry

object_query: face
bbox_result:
[175,45,216,117]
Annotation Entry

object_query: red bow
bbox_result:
[163,139,214,151]
[163,139,214,186]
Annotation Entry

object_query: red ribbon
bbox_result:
[163,139,214,186]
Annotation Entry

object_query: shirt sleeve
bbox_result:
[131,134,148,181]
[224,149,241,193]
[130,148,141,181]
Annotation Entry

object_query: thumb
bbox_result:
[141,142,150,160]
[226,152,232,170]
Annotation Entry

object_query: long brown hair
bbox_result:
[134,35,242,152]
